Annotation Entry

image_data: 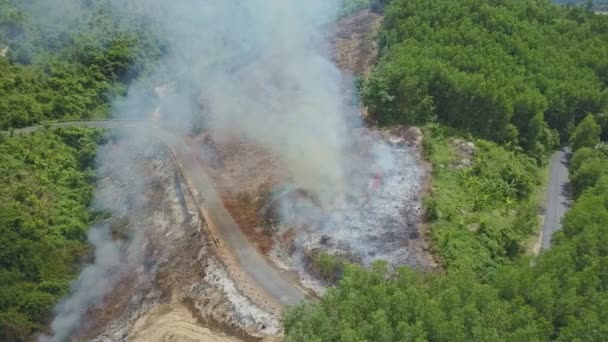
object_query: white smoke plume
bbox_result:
[113,0,358,207]
[39,225,122,342]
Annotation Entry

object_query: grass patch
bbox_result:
[422,124,541,279]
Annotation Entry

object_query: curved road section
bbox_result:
[541,148,572,250]
[8,121,306,312]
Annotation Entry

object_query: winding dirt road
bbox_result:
[8,121,306,313]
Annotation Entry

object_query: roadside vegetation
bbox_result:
[422,125,539,278]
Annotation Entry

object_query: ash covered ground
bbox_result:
[273,128,434,266]
[70,136,279,341]
[196,126,435,294]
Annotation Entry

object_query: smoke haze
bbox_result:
[113,0,359,207]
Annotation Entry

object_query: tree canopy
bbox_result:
[285,1,608,340]
[570,114,602,150]
[362,0,608,157]
[0,1,160,339]
[0,128,104,341]
[0,0,161,129]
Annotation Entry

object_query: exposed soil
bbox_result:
[190,124,436,296]
[129,304,240,342]
[329,10,383,77]
[72,138,279,341]
[190,134,287,255]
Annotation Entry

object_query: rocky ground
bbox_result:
[75,137,279,342]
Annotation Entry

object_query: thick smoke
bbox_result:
[113,0,357,208]
[40,0,359,340]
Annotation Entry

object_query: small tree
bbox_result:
[570,114,600,150]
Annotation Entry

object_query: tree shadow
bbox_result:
[561,181,572,206]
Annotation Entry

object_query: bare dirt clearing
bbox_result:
[329,10,383,77]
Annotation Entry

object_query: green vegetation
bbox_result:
[313,252,347,283]
[362,0,608,158]
[0,0,161,129]
[0,128,104,341]
[0,1,159,339]
[423,125,539,278]
[569,118,607,199]
[284,136,608,341]
[570,114,602,150]
[0,0,606,340]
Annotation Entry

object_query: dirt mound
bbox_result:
[129,305,240,342]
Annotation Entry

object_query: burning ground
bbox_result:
[194,124,435,294]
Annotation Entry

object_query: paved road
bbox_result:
[7,121,306,308]
[541,148,572,250]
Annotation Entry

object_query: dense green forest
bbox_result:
[0,128,104,340]
[0,1,158,339]
[0,0,161,129]
[361,0,608,158]
[284,111,608,342]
